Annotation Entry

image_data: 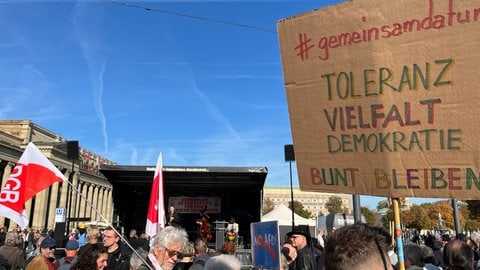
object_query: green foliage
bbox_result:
[325,196,344,214]
[288,200,312,219]
[361,207,377,226]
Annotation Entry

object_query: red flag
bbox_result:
[0,142,65,229]
[145,153,165,237]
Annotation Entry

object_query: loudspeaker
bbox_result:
[67,141,79,160]
[284,144,295,162]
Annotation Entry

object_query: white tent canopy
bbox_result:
[261,205,316,226]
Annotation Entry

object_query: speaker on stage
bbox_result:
[284,144,295,162]
[67,141,79,160]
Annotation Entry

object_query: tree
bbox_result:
[325,196,344,214]
[402,205,433,231]
[288,200,312,219]
[377,200,390,211]
[427,201,454,229]
[262,197,275,215]
[466,200,480,221]
[361,207,377,226]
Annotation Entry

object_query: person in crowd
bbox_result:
[323,223,393,270]
[129,248,149,270]
[24,227,36,251]
[173,241,195,270]
[403,243,425,270]
[128,230,143,251]
[26,235,46,262]
[280,253,290,270]
[281,242,297,270]
[204,254,242,270]
[221,241,235,255]
[138,234,150,252]
[71,243,109,270]
[103,226,132,270]
[190,238,212,270]
[469,232,480,269]
[26,237,59,270]
[0,231,26,270]
[168,206,181,227]
[442,239,474,270]
[432,233,444,267]
[77,223,87,247]
[421,245,442,270]
[316,229,325,249]
[287,226,316,270]
[58,240,80,270]
[0,228,6,247]
[79,225,103,255]
[137,226,188,270]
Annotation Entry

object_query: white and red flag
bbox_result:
[145,153,166,237]
[0,142,65,229]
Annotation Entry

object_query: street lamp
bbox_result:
[284,144,295,230]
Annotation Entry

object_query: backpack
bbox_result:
[58,256,78,270]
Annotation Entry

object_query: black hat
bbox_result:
[286,226,311,240]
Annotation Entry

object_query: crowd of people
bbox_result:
[1,216,480,270]
[279,224,480,270]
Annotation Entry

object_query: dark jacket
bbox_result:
[431,240,443,267]
[106,243,132,270]
[294,245,316,270]
[189,254,210,270]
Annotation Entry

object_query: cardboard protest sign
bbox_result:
[277,0,480,198]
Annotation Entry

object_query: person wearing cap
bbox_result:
[58,240,80,270]
[287,226,316,270]
[26,237,59,270]
[0,231,26,270]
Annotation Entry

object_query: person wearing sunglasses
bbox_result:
[26,237,59,270]
[137,226,188,270]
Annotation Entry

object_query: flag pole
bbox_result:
[63,172,154,270]
[157,153,165,233]
[392,198,405,270]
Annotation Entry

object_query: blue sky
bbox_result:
[0,0,438,209]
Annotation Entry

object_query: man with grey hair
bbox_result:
[130,248,149,270]
[0,231,26,269]
[204,254,242,270]
[137,226,188,270]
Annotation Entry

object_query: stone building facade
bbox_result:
[0,120,114,232]
[263,187,352,216]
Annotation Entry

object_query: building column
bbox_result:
[91,186,100,221]
[78,182,89,220]
[59,171,70,210]
[0,162,14,227]
[32,189,48,231]
[97,187,105,221]
[47,182,60,229]
[86,184,94,219]
[105,189,113,223]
